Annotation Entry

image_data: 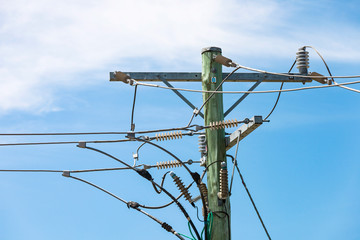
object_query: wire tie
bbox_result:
[62,171,71,177]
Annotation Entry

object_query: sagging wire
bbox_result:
[226,154,272,240]
[133,78,360,94]
[212,209,230,240]
[152,171,170,194]
[78,143,202,240]
[65,174,185,240]
[306,45,360,94]
[264,60,296,121]
[0,139,132,147]
[133,137,208,240]
[187,66,242,127]
[139,181,194,210]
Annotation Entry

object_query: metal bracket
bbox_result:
[158,76,204,119]
[224,78,264,117]
[225,116,264,151]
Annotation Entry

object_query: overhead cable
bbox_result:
[264,60,296,121]
[67,175,185,240]
[134,79,360,94]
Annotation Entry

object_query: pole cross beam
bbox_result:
[110,72,312,83]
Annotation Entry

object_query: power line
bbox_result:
[305,45,360,94]
[226,154,272,240]
[67,175,185,240]
[0,139,132,147]
[78,144,202,239]
[0,131,129,136]
[264,60,296,121]
[134,79,360,94]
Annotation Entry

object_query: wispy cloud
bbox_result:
[1,0,360,113]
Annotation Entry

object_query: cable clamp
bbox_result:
[62,170,71,177]
[77,141,86,148]
[193,108,200,116]
[195,125,204,131]
[127,201,140,209]
[136,169,153,181]
[126,132,136,139]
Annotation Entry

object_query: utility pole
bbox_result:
[201,47,230,240]
[110,46,315,240]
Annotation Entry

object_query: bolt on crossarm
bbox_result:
[201,47,231,240]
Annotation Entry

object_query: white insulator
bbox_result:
[156,160,183,169]
[209,119,238,130]
[296,47,309,75]
[198,134,207,153]
[155,131,183,141]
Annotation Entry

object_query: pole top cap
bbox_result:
[201,46,222,54]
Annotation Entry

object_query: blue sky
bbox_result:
[1,0,360,239]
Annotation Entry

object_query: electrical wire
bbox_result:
[80,144,201,240]
[229,130,241,196]
[134,79,360,94]
[67,175,185,240]
[306,45,360,93]
[0,166,146,174]
[264,60,296,121]
[152,171,170,194]
[0,125,197,138]
[212,209,231,240]
[226,154,272,240]
[198,66,242,114]
[0,131,129,136]
[0,139,132,147]
[139,181,194,210]
[133,137,207,240]
[130,85,138,131]
[186,67,241,127]
[234,63,360,79]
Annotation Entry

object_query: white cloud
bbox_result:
[1,0,360,113]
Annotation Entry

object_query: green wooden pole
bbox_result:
[202,47,230,240]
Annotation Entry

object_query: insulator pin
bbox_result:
[217,162,229,200]
[170,171,193,206]
[209,119,238,130]
[156,160,183,169]
[155,131,182,141]
[296,47,309,75]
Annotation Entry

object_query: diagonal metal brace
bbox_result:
[224,79,264,117]
[158,76,204,119]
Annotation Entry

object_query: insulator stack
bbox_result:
[208,119,238,130]
[156,160,183,169]
[199,182,209,207]
[217,162,229,200]
[170,172,193,205]
[198,134,207,153]
[296,47,309,75]
[155,131,182,141]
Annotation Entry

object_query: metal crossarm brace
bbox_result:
[158,76,204,119]
[225,116,263,151]
[109,72,312,83]
[224,79,263,117]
